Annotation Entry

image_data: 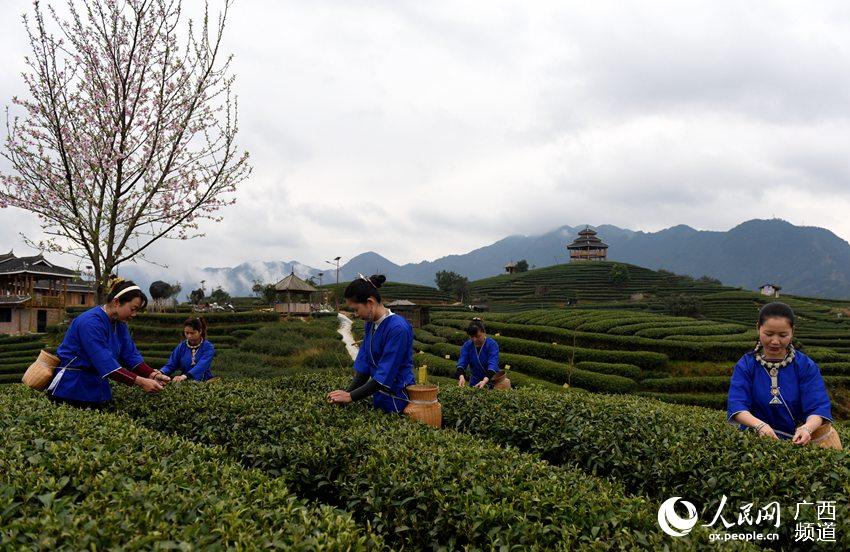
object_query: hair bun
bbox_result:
[369,274,387,288]
[106,274,125,293]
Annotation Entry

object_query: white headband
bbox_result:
[112,285,141,300]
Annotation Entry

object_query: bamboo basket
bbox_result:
[403,384,441,428]
[22,350,60,391]
[492,370,511,390]
[811,423,842,451]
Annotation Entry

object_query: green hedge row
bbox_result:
[412,328,446,345]
[575,316,660,333]
[439,318,747,362]
[0,341,44,354]
[0,363,31,375]
[67,309,280,325]
[575,361,642,380]
[820,362,850,376]
[634,324,747,339]
[130,323,264,338]
[640,376,730,393]
[412,351,458,379]
[607,320,703,335]
[439,385,850,547]
[0,386,382,549]
[0,334,43,345]
[429,322,668,369]
[109,377,695,549]
[428,342,638,394]
[0,349,41,360]
[635,392,728,410]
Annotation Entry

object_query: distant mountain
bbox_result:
[119,260,323,299]
[335,219,850,299]
[117,218,850,300]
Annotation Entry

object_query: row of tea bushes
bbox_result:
[413,351,583,393]
[433,316,757,362]
[636,391,728,410]
[428,342,638,394]
[64,308,280,325]
[110,378,716,550]
[0,386,381,550]
[430,318,668,368]
[438,385,850,547]
[0,335,46,385]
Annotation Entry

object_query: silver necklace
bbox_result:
[755,344,795,405]
[187,339,203,366]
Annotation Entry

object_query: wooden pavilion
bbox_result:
[566,227,609,262]
[273,271,319,315]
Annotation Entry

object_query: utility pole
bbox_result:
[325,256,341,284]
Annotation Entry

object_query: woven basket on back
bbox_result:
[403,384,442,428]
[811,423,842,451]
[22,350,60,391]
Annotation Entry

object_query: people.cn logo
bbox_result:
[658,497,699,537]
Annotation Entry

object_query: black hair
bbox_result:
[343,274,386,304]
[758,302,795,328]
[183,316,208,339]
[466,318,486,336]
[106,275,148,309]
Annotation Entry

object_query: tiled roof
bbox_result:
[274,272,318,293]
[0,252,76,277]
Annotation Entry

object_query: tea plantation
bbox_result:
[2,290,849,548]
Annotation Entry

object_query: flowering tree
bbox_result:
[1,0,250,299]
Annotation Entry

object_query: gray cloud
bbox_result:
[2,0,850,272]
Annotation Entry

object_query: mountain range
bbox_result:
[121,219,850,299]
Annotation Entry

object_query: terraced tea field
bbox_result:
[3,299,849,548]
[420,308,850,412]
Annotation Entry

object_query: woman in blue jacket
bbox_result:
[455,318,500,389]
[49,277,169,408]
[327,274,415,414]
[160,317,217,382]
[727,302,834,446]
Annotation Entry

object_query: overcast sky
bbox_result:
[3,0,850,274]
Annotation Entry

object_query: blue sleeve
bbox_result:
[456,341,470,369]
[373,324,410,387]
[78,319,121,378]
[727,357,753,421]
[117,323,144,369]
[487,340,500,372]
[353,332,370,375]
[187,342,216,380]
[160,344,182,376]
[800,357,833,422]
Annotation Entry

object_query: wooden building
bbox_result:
[273,271,319,315]
[0,251,92,334]
[566,227,609,262]
[386,299,431,329]
[504,261,518,274]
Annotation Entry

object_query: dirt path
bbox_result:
[337,313,359,361]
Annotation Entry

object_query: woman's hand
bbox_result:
[757,424,779,440]
[151,370,171,384]
[458,375,466,387]
[135,377,164,393]
[172,375,188,384]
[474,377,489,389]
[327,390,352,404]
[793,425,812,446]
